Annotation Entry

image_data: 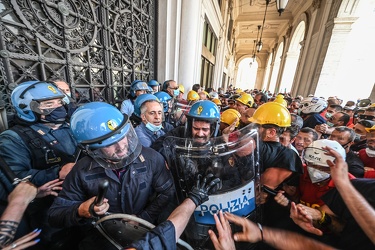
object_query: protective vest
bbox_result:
[10,125,77,170]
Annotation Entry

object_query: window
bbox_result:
[201,20,217,89]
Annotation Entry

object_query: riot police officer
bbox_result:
[48,102,176,250]
[120,80,149,116]
[152,100,260,249]
[0,80,79,249]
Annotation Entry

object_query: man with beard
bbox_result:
[151,100,222,151]
[48,102,175,250]
[151,100,248,249]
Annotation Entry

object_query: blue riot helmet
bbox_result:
[70,102,142,169]
[134,94,159,117]
[185,100,220,139]
[11,80,66,123]
[147,86,154,94]
[130,80,149,98]
[154,91,172,113]
[148,79,159,87]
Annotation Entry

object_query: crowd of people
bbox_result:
[0,78,374,249]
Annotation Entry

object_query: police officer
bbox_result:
[0,80,78,249]
[48,102,176,250]
[148,79,160,93]
[120,80,149,116]
[130,93,159,128]
[151,100,221,152]
[152,100,258,249]
[134,95,173,147]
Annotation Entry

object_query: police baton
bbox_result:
[0,156,31,185]
[95,179,109,206]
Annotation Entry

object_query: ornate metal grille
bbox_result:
[0,0,156,113]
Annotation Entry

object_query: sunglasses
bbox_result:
[359,114,375,121]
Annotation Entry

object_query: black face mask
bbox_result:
[41,106,67,124]
[341,140,351,149]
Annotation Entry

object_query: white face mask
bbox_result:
[355,133,364,141]
[307,166,330,183]
[325,112,333,119]
[365,148,375,157]
[62,95,70,104]
[326,121,334,127]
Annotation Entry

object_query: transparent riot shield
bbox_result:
[168,100,193,127]
[163,124,261,249]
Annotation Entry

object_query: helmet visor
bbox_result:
[29,99,65,115]
[89,124,142,169]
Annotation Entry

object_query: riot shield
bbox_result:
[94,214,193,250]
[168,100,193,127]
[163,124,261,249]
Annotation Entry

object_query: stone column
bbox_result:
[157,0,182,82]
[178,0,202,91]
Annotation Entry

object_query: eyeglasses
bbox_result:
[228,102,235,105]
[168,86,179,90]
[359,114,375,121]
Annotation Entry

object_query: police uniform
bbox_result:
[0,123,77,186]
[48,146,176,249]
[120,99,135,116]
[127,220,176,250]
[135,122,166,147]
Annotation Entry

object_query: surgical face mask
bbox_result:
[146,122,162,132]
[325,112,333,119]
[307,166,330,183]
[365,148,375,157]
[341,141,351,149]
[326,121,334,127]
[41,106,67,123]
[173,89,180,97]
[355,133,364,141]
[62,94,70,104]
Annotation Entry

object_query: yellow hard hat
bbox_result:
[202,91,210,98]
[365,125,375,133]
[212,98,222,106]
[235,88,243,94]
[249,101,291,127]
[178,84,185,94]
[236,93,254,108]
[274,94,287,107]
[187,90,199,101]
[221,108,241,127]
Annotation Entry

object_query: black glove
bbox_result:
[188,174,221,207]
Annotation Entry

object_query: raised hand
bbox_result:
[36,179,63,198]
[323,146,350,186]
[290,202,323,236]
[188,173,221,207]
[208,211,236,250]
[224,212,262,243]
